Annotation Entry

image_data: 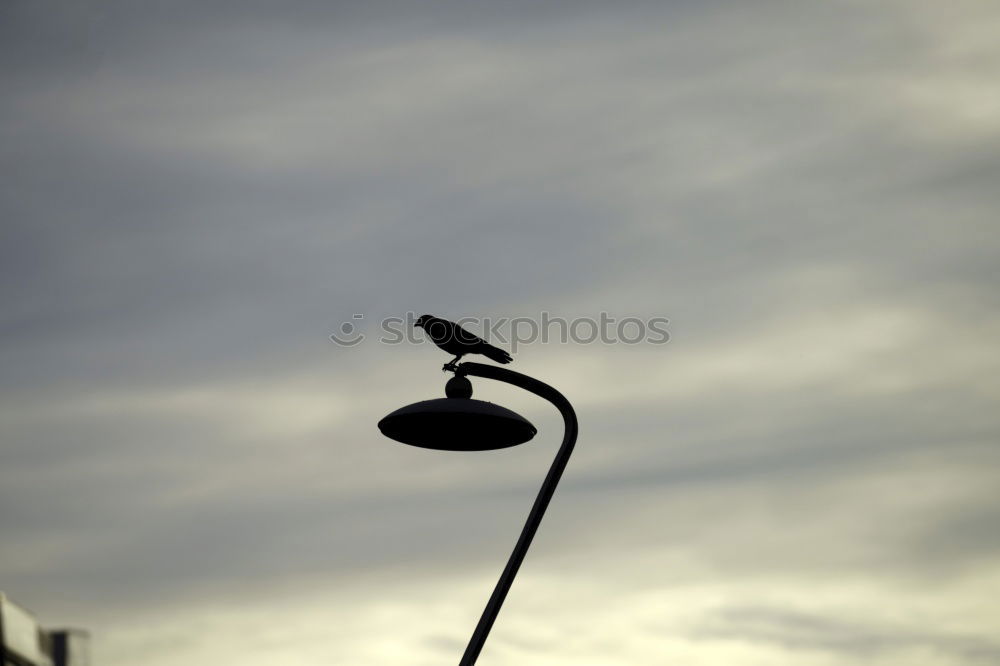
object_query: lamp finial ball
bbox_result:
[445,375,473,399]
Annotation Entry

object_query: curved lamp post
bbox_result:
[378,361,578,666]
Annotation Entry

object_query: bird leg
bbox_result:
[442,356,463,373]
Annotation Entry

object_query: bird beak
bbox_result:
[415,321,423,328]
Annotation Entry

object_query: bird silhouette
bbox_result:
[415,314,513,371]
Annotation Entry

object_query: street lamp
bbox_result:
[378,361,578,666]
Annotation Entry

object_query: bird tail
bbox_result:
[481,344,513,364]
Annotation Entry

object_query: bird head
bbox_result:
[414,314,432,329]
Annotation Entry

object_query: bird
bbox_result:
[415,314,513,371]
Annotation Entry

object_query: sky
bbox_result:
[2,1,999,664]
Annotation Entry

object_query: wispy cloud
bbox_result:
[2,1,998,664]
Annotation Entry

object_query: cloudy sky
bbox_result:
[2,1,999,664]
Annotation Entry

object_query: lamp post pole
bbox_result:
[451,362,578,666]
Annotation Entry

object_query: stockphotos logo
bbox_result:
[330,312,670,352]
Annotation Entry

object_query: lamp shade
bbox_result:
[378,398,537,451]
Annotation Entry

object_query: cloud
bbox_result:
[695,604,1000,662]
[2,1,999,664]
